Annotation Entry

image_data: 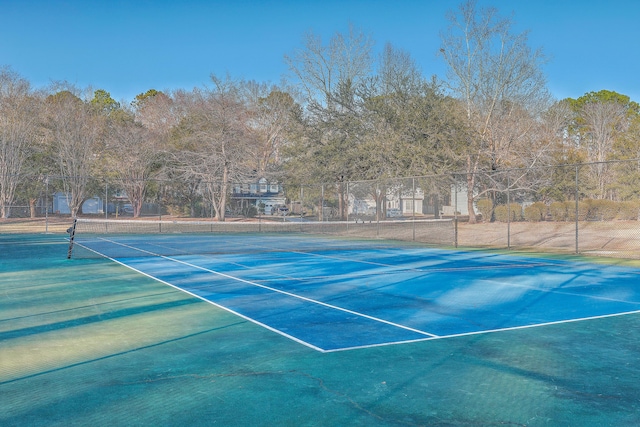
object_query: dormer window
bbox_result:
[259,178,268,193]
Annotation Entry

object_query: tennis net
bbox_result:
[67,217,455,259]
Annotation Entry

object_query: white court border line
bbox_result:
[132,234,557,287]
[330,308,640,352]
[72,237,640,353]
[74,237,439,352]
[141,235,640,307]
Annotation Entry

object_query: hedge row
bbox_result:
[476,199,640,222]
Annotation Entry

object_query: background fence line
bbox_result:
[2,160,640,258]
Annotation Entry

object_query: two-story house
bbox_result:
[231,177,286,215]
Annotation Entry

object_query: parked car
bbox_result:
[272,205,289,216]
[386,208,402,218]
[122,204,134,215]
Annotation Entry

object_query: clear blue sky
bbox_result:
[1,0,638,104]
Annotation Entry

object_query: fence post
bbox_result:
[454,176,458,248]
[300,185,304,232]
[321,184,324,233]
[507,174,511,250]
[575,165,579,254]
[346,181,350,231]
[412,177,416,241]
[376,182,380,237]
[45,175,49,233]
[105,182,108,220]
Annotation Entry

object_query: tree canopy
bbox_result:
[0,1,639,221]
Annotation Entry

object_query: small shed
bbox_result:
[52,193,105,214]
[52,192,71,214]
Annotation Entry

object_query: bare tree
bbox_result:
[612,114,640,201]
[562,91,640,199]
[439,0,550,222]
[285,23,373,110]
[133,89,180,135]
[245,83,300,177]
[0,67,39,218]
[377,43,424,101]
[584,102,626,198]
[171,77,254,221]
[44,88,103,216]
[104,110,161,217]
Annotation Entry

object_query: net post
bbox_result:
[66,218,78,259]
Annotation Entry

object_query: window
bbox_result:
[405,200,414,212]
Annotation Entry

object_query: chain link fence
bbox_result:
[454,162,640,258]
[2,161,640,258]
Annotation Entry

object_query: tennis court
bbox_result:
[73,229,640,352]
[3,222,640,426]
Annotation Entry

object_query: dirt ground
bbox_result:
[457,220,640,257]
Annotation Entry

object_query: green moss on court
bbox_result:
[2,234,640,426]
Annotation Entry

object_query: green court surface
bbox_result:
[3,233,640,426]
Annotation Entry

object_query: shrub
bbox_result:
[617,200,640,220]
[566,201,589,221]
[586,199,618,221]
[549,201,568,221]
[242,205,258,218]
[166,204,189,217]
[602,200,619,220]
[494,203,522,222]
[511,203,523,221]
[476,199,493,222]
[524,202,546,222]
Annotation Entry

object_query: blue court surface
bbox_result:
[76,234,640,352]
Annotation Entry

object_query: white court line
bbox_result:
[480,276,640,305]
[325,308,640,352]
[74,240,326,352]
[140,236,554,285]
[210,236,556,273]
[74,237,640,353]
[82,238,440,339]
